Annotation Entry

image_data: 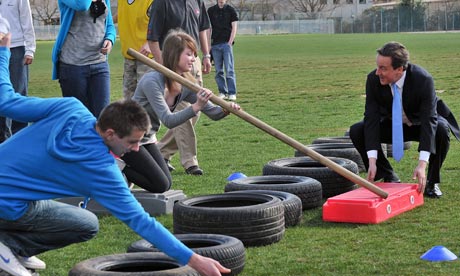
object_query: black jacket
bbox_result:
[363,63,459,153]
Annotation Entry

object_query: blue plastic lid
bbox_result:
[227,172,247,181]
[420,245,458,262]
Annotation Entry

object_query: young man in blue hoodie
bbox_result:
[0,31,229,276]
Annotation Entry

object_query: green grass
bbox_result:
[29,33,460,275]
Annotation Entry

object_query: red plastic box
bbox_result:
[323,183,424,224]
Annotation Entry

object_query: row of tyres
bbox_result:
[69,135,382,275]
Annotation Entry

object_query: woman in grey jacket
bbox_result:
[121,29,240,192]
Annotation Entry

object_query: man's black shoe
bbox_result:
[424,183,442,198]
[185,165,203,176]
[383,173,400,183]
[164,159,175,172]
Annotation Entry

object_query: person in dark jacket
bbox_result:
[349,41,459,198]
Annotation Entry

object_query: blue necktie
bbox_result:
[392,83,404,162]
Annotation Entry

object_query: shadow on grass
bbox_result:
[300,206,364,229]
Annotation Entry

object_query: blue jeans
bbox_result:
[211,43,237,96]
[0,200,98,257]
[0,46,29,141]
[59,61,110,118]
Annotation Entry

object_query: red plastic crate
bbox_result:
[323,183,424,224]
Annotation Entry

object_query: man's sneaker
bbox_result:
[127,182,135,190]
[18,256,46,270]
[228,94,236,101]
[0,242,32,276]
[218,93,227,99]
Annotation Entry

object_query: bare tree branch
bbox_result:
[30,0,60,25]
[231,0,254,20]
[287,0,331,18]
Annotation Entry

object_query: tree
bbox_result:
[29,0,59,25]
[231,0,253,20]
[255,0,276,20]
[399,0,426,31]
[287,0,331,18]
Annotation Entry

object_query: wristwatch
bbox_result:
[203,54,211,59]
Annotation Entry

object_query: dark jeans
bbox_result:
[211,43,237,95]
[58,61,110,118]
[0,200,98,257]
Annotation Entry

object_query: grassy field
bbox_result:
[28,33,460,275]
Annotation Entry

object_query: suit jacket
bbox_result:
[363,63,459,154]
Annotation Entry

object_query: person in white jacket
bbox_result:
[0,0,36,142]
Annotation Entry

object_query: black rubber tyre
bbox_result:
[173,193,285,247]
[262,157,359,198]
[68,252,198,276]
[224,175,321,210]
[311,136,351,144]
[127,234,245,276]
[226,190,302,227]
[294,143,366,173]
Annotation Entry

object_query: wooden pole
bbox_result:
[127,48,389,199]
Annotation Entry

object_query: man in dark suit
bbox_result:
[349,41,459,198]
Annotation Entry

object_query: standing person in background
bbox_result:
[52,0,116,118]
[207,0,238,101]
[0,0,36,142]
[147,0,212,175]
[115,0,154,100]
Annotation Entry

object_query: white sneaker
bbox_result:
[17,256,46,270]
[127,182,135,190]
[228,94,237,101]
[0,242,32,276]
[218,93,227,99]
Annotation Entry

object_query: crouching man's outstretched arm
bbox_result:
[188,253,231,276]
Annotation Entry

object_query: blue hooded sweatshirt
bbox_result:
[0,47,193,265]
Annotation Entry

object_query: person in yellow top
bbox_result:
[115,0,155,100]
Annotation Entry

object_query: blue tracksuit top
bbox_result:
[0,47,193,265]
